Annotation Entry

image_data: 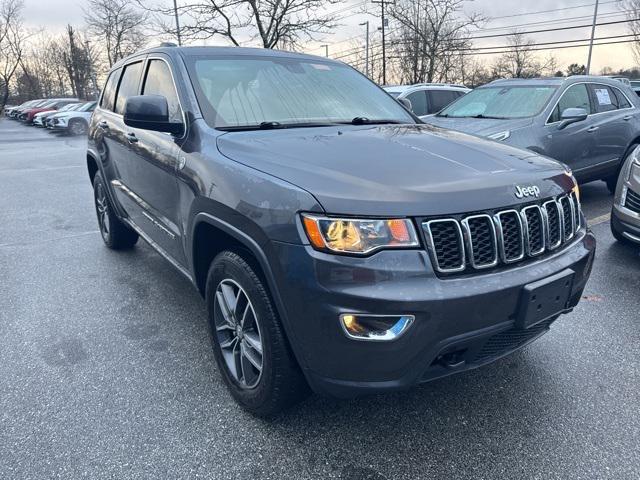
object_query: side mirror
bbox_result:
[558,107,588,130]
[123,94,183,135]
[397,97,413,112]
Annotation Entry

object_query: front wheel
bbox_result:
[93,172,139,249]
[205,251,308,416]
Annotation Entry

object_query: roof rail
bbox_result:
[411,82,468,89]
[159,42,178,48]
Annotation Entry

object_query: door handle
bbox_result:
[623,115,633,121]
[98,121,109,130]
[126,132,138,143]
[587,126,599,133]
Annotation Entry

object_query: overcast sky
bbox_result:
[22,0,635,73]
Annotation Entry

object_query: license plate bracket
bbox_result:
[517,269,575,329]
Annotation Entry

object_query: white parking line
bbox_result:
[587,213,611,226]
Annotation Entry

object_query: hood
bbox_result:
[216,124,571,217]
[421,116,534,137]
[53,111,91,120]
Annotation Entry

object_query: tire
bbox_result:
[205,251,308,416]
[69,119,88,136]
[93,172,139,249]
[605,175,618,195]
[610,211,632,245]
[606,145,637,194]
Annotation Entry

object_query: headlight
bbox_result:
[487,130,510,141]
[301,214,419,255]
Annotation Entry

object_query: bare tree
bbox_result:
[387,0,484,84]
[85,0,148,68]
[492,32,557,78]
[138,0,341,49]
[0,0,26,109]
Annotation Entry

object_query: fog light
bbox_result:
[340,314,414,341]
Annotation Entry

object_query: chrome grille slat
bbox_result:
[461,214,498,269]
[496,210,525,263]
[521,205,546,256]
[424,219,466,273]
[542,200,563,250]
[422,194,582,275]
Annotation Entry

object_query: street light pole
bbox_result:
[322,44,329,57]
[359,21,370,77]
[586,0,599,74]
[173,0,182,46]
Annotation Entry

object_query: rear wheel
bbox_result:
[205,251,308,416]
[93,172,138,249]
[69,119,88,136]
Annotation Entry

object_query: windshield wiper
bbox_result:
[471,114,508,119]
[347,117,404,125]
[217,121,339,132]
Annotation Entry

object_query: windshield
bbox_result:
[79,101,96,112]
[187,56,414,129]
[438,85,557,119]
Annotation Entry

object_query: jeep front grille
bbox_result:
[423,194,581,274]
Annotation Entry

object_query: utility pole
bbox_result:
[173,0,182,46]
[321,44,329,57]
[359,21,370,77]
[372,0,393,85]
[586,0,599,74]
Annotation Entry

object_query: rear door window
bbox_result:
[426,90,459,113]
[100,68,121,112]
[114,61,143,115]
[590,84,619,113]
[406,91,427,116]
[549,84,592,123]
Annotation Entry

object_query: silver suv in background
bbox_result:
[423,76,640,192]
[611,145,640,245]
[383,83,470,117]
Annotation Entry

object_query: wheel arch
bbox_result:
[87,152,99,184]
[190,213,309,371]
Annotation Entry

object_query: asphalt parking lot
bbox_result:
[1,118,639,479]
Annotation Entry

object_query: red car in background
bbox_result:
[19,98,79,124]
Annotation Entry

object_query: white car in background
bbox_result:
[33,102,83,127]
[48,101,97,135]
[383,83,471,117]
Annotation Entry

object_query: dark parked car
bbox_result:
[87,46,595,415]
[611,145,640,244]
[423,76,640,192]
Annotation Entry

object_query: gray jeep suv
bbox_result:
[87,46,595,415]
[424,76,640,192]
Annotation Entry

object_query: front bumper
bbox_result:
[271,229,596,398]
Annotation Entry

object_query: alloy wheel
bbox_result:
[95,183,110,241]
[213,279,264,389]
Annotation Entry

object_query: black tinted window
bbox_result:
[142,59,181,123]
[427,90,459,113]
[115,62,143,115]
[591,85,618,113]
[406,91,427,116]
[100,69,121,111]
[549,84,591,123]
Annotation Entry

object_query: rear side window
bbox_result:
[100,68,121,112]
[614,88,632,108]
[427,90,460,114]
[115,61,143,115]
[142,59,182,123]
[406,91,427,116]
[549,84,592,123]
